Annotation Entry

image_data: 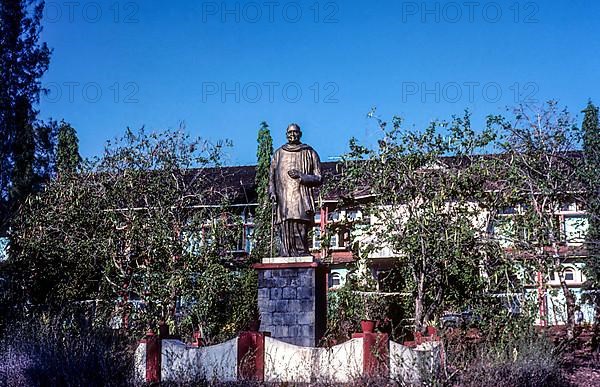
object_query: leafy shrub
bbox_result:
[325,285,362,343]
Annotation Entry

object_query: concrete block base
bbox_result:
[254,260,328,347]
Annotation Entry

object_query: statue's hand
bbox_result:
[287,169,301,179]
[270,193,277,203]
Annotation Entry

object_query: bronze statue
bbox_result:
[269,123,322,256]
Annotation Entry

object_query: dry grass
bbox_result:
[0,315,134,387]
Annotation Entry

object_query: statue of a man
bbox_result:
[269,123,322,256]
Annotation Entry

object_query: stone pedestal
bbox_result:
[253,257,328,347]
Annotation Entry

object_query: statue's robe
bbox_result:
[269,143,322,256]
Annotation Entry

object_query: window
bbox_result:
[329,230,346,249]
[312,227,322,249]
[561,202,577,212]
[330,233,339,248]
[244,225,254,253]
[0,237,8,262]
[330,273,341,287]
[328,211,340,222]
[560,201,584,212]
[182,230,203,256]
[492,217,516,247]
[328,271,347,288]
[346,210,359,222]
[498,206,517,215]
[564,269,574,282]
[227,224,245,252]
[563,215,588,244]
[555,269,576,282]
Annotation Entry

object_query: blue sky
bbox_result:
[38,0,600,165]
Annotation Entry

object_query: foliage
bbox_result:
[473,293,538,344]
[56,119,81,174]
[580,100,600,328]
[0,0,52,228]
[325,284,362,342]
[335,109,502,332]
[359,292,390,321]
[9,127,256,340]
[252,121,274,260]
[8,168,108,306]
[487,101,581,330]
[582,101,600,243]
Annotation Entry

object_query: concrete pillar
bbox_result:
[145,330,161,383]
[352,332,390,377]
[238,331,267,381]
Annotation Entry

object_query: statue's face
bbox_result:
[286,126,302,145]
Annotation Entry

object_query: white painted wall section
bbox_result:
[264,336,363,383]
[161,338,238,382]
[389,341,441,385]
[133,342,146,382]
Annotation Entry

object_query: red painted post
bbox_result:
[414,331,423,345]
[191,330,203,347]
[238,331,266,381]
[145,329,161,383]
[426,326,437,337]
[355,332,389,378]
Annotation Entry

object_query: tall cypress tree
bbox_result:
[56,120,81,175]
[252,121,274,260]
[583,101,600,247]
[33,119,58,185]
[0,0,51,230]
[582,100,600,331]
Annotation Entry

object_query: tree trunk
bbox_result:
[423,286,443,328]
[414,271,425,333]
[559,276,576,339]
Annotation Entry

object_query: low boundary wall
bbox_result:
[135,330,442,384]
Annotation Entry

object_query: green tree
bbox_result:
[336,110,502,333]
[489,102,580,334]
[56,120,81,175]
[10,127,256,339]
[9,168,108,306]
[252,121,274,260]
[581,100,600,329]
[0,0,52,227]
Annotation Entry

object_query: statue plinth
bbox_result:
[253,257,328,347]
[261,256,314,264]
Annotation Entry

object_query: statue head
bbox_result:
[286,123,302,145]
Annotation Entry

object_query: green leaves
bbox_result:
[252,121,274,260]
[10,127,255,340]
[56,120,81,175]
[335,110,502,332]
